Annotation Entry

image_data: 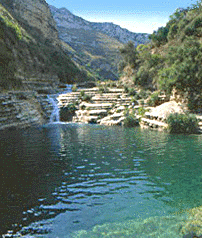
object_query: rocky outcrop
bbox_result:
[57,87,139,126]
[0,91,46,130]
[140,101,202,132]
[49,5,149,80]
[57,87,202,133]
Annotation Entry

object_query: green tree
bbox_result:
[119,41,137,69]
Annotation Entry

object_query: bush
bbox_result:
[98,85,109,93]
[138,107,146,117]
[62,103,76,113]
[72,84,77,92]
[123,114,139,127]
[79,90,92,102]
[147,92,160,106]
[139,89,150,99]
[168,23,179,40]
[166,113,199,133]
[82,94,92,102]
[128,88,136,96]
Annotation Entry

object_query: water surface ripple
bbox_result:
[0,124,202,237]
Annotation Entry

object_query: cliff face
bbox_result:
[90,22,149,46]
[4,0,59,43]
[2,0,59,44]
[0,0,91,130]
[0,0,90,92]
[49,5,149,80]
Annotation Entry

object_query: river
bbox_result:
[0,120,202,237]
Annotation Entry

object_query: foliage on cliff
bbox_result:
[0,2,93,91]
[119,1,202,113]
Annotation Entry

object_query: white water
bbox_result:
[48,84,72,123]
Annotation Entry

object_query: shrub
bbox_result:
[79,91,91,102]
[147,92,160,106]
[168,23,179,40]
[82,94,92,102]
[123,107,129,117]
[80,104,86,110]
[138,107,146,117]
[124,85,129,93]
[63,103,77,113]
[123,114,139,127]
[98,85,109,93]
[166,113,199,133]
[128,88,136,96]
[131,96,139,104]
[139,89,150,99]
[72,84,77,92]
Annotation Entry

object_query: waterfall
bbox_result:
[48,84,72,123]
[48,96,60,123]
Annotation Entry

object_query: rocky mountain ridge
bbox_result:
[49,5,149,46]
[90,22,149,46]
[49,5,149,80]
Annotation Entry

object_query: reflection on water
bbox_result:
[0,124,202,238]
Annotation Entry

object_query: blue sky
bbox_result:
[46,0,197,33]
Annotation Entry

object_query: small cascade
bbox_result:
[48,84,72,123]
[48,96,60,123]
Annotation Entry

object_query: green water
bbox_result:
[0,123,202,237]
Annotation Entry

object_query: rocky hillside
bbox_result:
[49,5,149,81]
[0,0,93,130]
[90,22,149,45]
[0,0,92,92]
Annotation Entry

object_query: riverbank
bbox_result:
[0,84,70,131]
[57,86,202,133]
[0,84,201,133]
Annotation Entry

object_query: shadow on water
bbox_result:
[0,124,202,237]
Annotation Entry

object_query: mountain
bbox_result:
[49,5,149,80]
[0,0,91,92]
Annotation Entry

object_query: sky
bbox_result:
[46,0,198,33]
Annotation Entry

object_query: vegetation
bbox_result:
[166,113,199,134]
[61,103,77,113]
[124,114,139,127]
[79,91,92,102]
[0,4,92,91]
[138,107,147,117]
[119,1,202,113]
[147,92,160,107]
[71,84,78,92]
[98,85,109,93]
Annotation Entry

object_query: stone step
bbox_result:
[79,102,113,110]
[141,118,168,128]
[100,116,125,126]
[78,88,124,93]
[88,109,108,116]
